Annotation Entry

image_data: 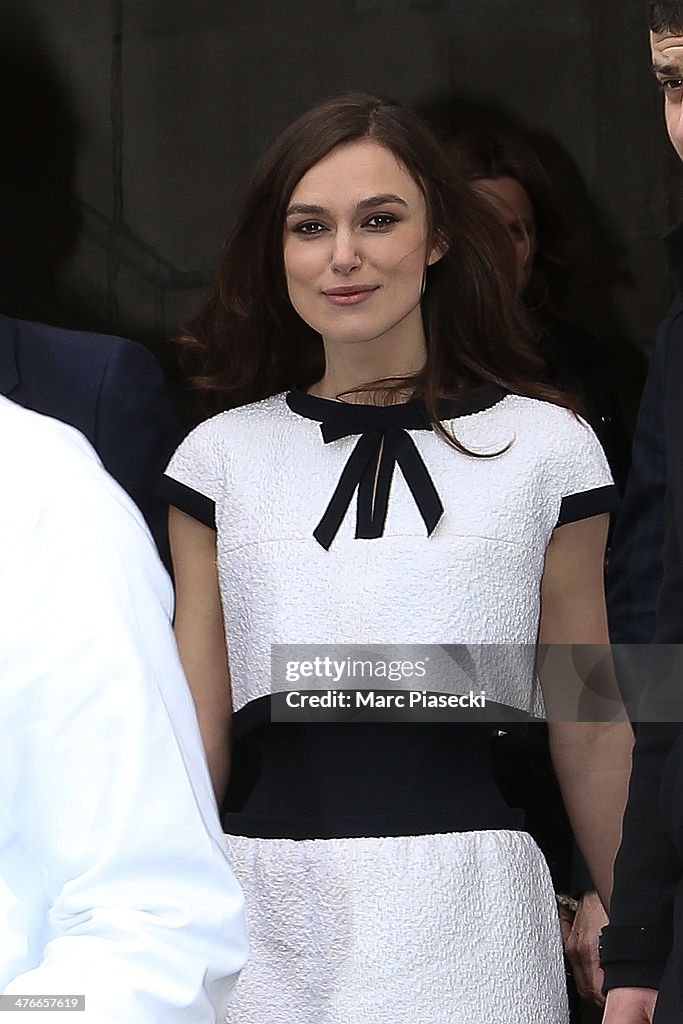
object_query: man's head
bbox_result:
[650,2,683,34]
[650,2,683,160]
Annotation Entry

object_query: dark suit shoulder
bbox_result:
[1,315,161,441]
[0,315,180,568]
[14,316,157,385]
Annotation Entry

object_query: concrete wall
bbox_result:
[0,0,676,415]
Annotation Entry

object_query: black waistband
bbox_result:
[221,709,529,840]
[222,806,524,840]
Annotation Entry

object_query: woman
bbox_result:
[447,126,630,491]
[161,93,632,1023]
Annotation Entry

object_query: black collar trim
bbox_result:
[285,382,505,426]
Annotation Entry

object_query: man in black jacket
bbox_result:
[601,4,683,1020]
[0,313,181,571]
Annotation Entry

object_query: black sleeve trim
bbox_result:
[602,962,664,992]
[159,474,216,529]
[557,484,620,526]
[600,924,669,992]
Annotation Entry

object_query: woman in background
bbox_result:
[449,126,630,491]
[161,93,632,1023]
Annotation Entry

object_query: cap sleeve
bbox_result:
[159,418,225,529]
[552,413,620,527]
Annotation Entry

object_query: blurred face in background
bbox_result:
[472,175,537,294]
[651,29,683,161]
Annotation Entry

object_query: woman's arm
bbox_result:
[539,512,634,911]
[169,505,232,803]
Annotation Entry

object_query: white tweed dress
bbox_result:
[163,386,617,1024]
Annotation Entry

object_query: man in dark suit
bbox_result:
[0,313,181,571]
[601,5,683,1021]
[606,330,667,651]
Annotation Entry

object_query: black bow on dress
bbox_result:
[286,386,503,551]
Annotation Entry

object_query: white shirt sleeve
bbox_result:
[545,409,620,526]
[161,416,227,528]
[0,403,248,1022]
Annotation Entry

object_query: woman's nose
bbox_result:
[330,230,362,274]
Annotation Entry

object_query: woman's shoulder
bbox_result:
[496,392,590,434]
[500,395,614,504]
[166,393,290,478]
[481,394,609,475]
[164,393,292,511]
[180,392,291,446]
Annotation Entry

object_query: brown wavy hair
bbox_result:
[177,92,577,432]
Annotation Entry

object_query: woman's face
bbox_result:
[283,139,441,352]
[472,175,537,292]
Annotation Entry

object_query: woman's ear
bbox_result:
[427,232,448,266]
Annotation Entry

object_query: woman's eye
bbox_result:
[364,214,397,229]
[293,221,327,235]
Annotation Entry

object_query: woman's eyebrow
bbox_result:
[285,193,408,217]
[356,193,408,211]
[286,203,328,217]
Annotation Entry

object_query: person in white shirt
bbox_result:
[0,395,248,1022]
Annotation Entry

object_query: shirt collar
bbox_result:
[286,382,505,428]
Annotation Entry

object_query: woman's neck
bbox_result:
[310,325,427,404]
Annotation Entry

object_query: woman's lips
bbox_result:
[323,286,378,306]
